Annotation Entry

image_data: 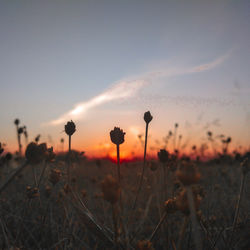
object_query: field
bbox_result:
[0,129,249,250]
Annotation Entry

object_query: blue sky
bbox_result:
[0,0,249,155]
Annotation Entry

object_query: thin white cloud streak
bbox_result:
[45,53,230,126]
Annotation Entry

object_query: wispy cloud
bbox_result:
[44,53,230,126]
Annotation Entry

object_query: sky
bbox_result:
[0,0,250,158]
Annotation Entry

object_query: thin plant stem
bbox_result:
[149,212,167,241]
[67,135,71,185]
[18,135,22,155]
[177,216,189,250]
[37,161,47,188]
[230,173,246,245]
[132,122,149,210]
[32,165,37,186]
[173,126,177,152]
[186,186,202,250]
[162,164,167,201]
[116,144,121,184]
[112,204,119,249]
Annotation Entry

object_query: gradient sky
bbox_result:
[0,0,250,158]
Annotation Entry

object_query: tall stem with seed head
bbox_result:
[133,111,152,210]
[133,122,149,210]
[64,120,76,186]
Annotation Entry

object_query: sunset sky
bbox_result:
[0,0,250,158]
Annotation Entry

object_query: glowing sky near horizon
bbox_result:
[0,0,250,157]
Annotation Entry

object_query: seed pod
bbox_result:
[14,119,20,126]
[101,175,120,204]
[110,127,125,145]
[65,120,76,136]
[18,127,24,134]
[5,153,12,161]
[144,111,153,124]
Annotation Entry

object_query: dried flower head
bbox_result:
[14,119,20,126]
[136,240,154,250]
[25,142,47,164]
[157,149,169,163]
[18,127,24,134]
[144,111,153,124]
[5,152,12,161]
[110,127,125,145]
[35,134,40,143]
[164,198,177,214]
[176,161,201,186]
[49,169,62,185]
[101,175,120,204]
[65,120,76,136]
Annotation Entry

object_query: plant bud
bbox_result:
[110,127,125,145]
[144,111,153,124]
[14,119,20,126]
[65,120,76,136]
[18,127,24,134]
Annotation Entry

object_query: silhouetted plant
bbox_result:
[133,111,153,210]
[14,118,22,155]
[110,127,125,185]
[65,120,76,186]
